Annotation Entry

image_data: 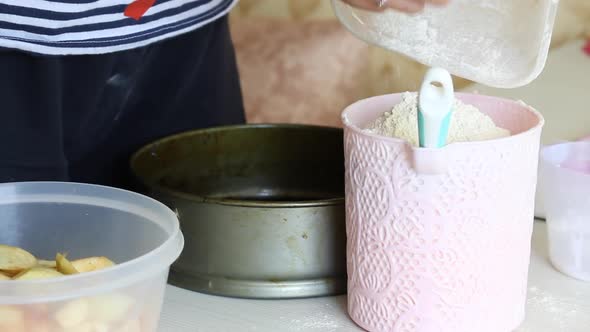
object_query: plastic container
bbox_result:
[540,142,590,282]
[331,0,560,88]
[0,182,184,332]
[342,93,544,332]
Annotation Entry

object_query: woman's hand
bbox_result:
[341,0,449,13]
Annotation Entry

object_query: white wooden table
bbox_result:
[158,221,590,332]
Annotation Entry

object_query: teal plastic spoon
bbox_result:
[418,67,455,148]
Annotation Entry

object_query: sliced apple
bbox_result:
[91,322,111,332]
[27,321,52,332]
[0,306,24,325]
[12,268,58,280]
[13,267,64,280]
[0,321,25,332]
[56,253,79,275]
[92,322,111,332]
[24,303,50,323]
[56,322,93,332]
[88,294,135,323]
[37,259,57,269]
[54,299,89,328]
[0,270,19,278]
[0,244,37,274]
[71,257,115,273]
[0,306,25,332]
[114,319,141,332]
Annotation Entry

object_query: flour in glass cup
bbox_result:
[364,92,510,146]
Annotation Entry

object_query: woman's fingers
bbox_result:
[340,0,388,11]
[341,0,449,13]
[385,0,426,13]
[427,0,450,5]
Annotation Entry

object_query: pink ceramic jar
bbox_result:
[342,93,544,332]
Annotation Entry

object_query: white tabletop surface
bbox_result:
[158,221,590,332]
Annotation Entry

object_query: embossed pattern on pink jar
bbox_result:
[342,93,544,332]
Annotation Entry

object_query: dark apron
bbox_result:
[0,16,245,189]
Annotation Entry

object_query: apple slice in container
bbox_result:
[55,253,79,275]
[0,306,26,332]
[0,244,37,275]
[72,257,115,273]
[13,268,63,280]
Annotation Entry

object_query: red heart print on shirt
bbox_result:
[125,0,156,20]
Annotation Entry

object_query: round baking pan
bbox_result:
[131,124,346,299]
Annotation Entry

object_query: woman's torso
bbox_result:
[0,0,237,55]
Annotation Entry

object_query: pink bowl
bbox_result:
[342,93,544,332]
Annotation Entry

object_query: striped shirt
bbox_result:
[0,0,237,55]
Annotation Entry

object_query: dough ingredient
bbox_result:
[365,92,510,146]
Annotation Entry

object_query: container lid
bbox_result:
[331,0,560,88]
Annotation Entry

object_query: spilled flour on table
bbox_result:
[364,92,510,146]
[516,286,590,331]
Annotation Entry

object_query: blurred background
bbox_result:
[227,0,590,127]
